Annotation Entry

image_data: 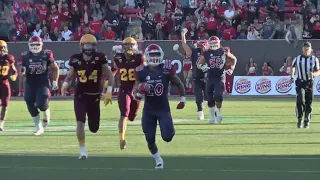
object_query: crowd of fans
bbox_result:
[0,0,320,41]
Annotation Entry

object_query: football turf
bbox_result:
[1,97,320,180]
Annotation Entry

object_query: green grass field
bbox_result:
[1,97,320,180]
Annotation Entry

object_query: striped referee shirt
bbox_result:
[292,55,320,81]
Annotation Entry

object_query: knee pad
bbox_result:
[128,114,137,121]
[214,96,223,103]
[162,133,175,142]
[207,100,215,107]
[88,121,99,133]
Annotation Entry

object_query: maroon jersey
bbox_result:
[0,54,15,81]
[69,52,107,95]
[114,53,145,92]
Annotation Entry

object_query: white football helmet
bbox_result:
[144,44,164,66]
[28,36,43,54]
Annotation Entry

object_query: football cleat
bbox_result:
[197,111,204,120]
[216,116,222,124]
[0,128,3,131]
[33,127,44,136]
[303,122,309,129]
[120,140,126,150]
[155,159,164,169]
[297,120,302,128]
[42,119,49,128]
[78,151,88,160]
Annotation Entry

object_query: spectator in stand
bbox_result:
[247,25,261,39]
[82,5,90,25]
[219,20,236,40]
[266,0,277,19]
[50,27,60,41]
[125,0,136,8]
[70,4,81,32]
[206,12,218,36]
[277,0,285,22]
[40,26,49,38]
[102,26,116,40]
[224,5,236,24]
[16,17,27,41]
[89,16,102,39]
[106,8,119,24]
[197,25,207,39]
[91,2,105,21]
[262,62,273,76]
[131,27,144,40]
[111,20,122,40]
[246,0,260,25]
[73,26,83,40]
[153,23,165,40]
[32,24,42,37]
[261,17,276,39]
[286,24,301,46]
[60,2,71,30]
[138,12,156,38]
[26,7,39,30]
[57,32,66,41]
[43,33,52,42]
[187,22,198,40]
[246,58,257,76]
[49,4,62,32]
[61,26,72,40]
[118,15,129,39]
[37,3,48,23]
[279,57,292,75]
[274,18,285,39]
[41,19,49,30]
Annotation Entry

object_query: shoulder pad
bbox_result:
[69,54,81,64]
[135,64,145,72]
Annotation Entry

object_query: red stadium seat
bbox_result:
[119,8,144,23]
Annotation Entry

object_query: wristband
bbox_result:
[180,96,186,103]
[107,86,113,93]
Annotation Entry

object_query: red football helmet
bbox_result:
[144,44,164,66]
[208,36,220,50]
[28,36,43,54]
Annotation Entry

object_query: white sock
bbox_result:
[209,107,215,116]
[32,114,40,127]
[42,109,50,122]
[80,145,86,152]
[215,107,221,117]
[116,88,119,92]
[152,152,162,162]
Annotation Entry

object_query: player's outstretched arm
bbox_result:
[180,28,192,57]
[50,61,60,82]
[170,75,186,109]
[102,64,114,92]
[10,63,18,81]
[61,66,75,94]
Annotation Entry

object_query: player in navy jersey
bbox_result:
[0,40,18,131]
[134,44,186,169]
[180,28,207,120]
[20,36,59,135]
[197,36,237,124]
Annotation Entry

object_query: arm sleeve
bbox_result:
[314,57,320,71]
[292,57,297,67]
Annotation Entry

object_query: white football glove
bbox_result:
[197,64,210,72]
[52,81,59,90]
[173,44,179,51]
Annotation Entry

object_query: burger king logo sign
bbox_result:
[316,80,320,93]
[234,78,251,94]
[255,78,272,94]
[276,77,292,93]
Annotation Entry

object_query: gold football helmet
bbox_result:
[80,34,97,56]
[122,37,137,56]
[0,40,8,56]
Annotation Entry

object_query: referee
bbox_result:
[290,42,320,128]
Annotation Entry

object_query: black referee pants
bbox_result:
[295,79,313,122]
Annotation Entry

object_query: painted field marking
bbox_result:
[0,166,319,173]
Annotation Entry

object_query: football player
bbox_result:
[111,37,145,150]
[180,28,208,120]
[197,36,237,124]
[0,40,18,131]
[134,44,186,169]
[61,34,114,160]
[20,36,59,135]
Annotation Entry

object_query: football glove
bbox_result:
[10,75,17,81]
[52,81,58,90]
[176,96,186,109]
[104,86,113,106]
[61,82,69,95]
[197,64,210,72]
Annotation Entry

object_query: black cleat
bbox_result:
[303,121,309,129]
[297,120,302,128]
[0,128,3,131]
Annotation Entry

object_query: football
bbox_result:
[137,83,150,94]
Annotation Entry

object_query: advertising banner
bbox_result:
[232,76,320,95]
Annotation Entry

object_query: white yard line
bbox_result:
[0,166,319,173]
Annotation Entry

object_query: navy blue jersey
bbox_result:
[21,50,54,88]
[191,48,205,80]
[203,48,226,80]
[135,63,176,112]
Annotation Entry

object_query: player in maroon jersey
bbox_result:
[0,40,18,131]
[61,34,114,159]
[111,37,145,150]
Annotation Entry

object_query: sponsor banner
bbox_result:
[232,76,297,95]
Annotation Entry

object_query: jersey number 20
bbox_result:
[146,83,164,96]
[0,66,9,76]
[77,70,98,83]
[120,68,135,81]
